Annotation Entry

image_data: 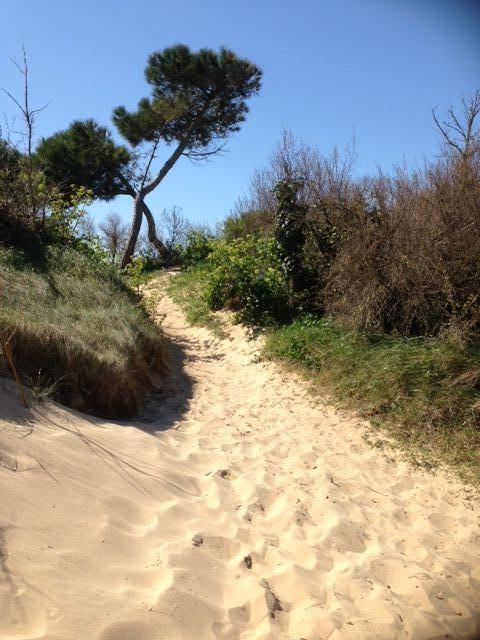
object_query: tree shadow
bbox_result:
[0,325,195,435]
[122,334,195,433]
[0,330,196,505]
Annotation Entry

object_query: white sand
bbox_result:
[0,284,479,640]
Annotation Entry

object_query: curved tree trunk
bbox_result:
[141,202,169,259]
[118,177,169,262]
[121,194,144,268]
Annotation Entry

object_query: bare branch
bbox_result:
[182,140,227,161]
[2,89,25,115]
[433,91,480,158]
[139,135,161,190]
[432,106,463,155]
[2,48,51,228]
[141,100,213,197]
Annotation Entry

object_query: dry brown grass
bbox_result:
[327,152,480,337]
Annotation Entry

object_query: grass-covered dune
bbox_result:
[0,247,164,417]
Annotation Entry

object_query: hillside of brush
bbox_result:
[0,245,164,417]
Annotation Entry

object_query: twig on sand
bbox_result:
[34,456,59,483]
[0,331,29,408]
[304,602,325,611]
[148,607,171,615]
[367,486,389,497]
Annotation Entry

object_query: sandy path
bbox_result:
[0,283,479,640]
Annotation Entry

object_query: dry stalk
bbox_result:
[0,331,29,409]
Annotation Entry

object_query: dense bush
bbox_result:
[228,99,480,340]
[0,142,43,253]
[0,135,96,255]
[222,209,274,241]
[206,236,291,326]
[327,155,480,337]
[182,229,217,266]
[273,179,308,294]
[0,204,43,256]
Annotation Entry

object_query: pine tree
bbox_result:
[38,45,262,266]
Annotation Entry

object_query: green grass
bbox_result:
[0,246,164,417]
[265,317,480,485]
[167,263,226,337]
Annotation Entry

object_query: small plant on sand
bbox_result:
[124,255,148,296]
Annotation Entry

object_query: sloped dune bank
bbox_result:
[0,286,479,640]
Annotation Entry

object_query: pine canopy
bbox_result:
[37,120,132,199]
[112,45,262,149]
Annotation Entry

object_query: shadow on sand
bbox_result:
[130,333,195,433]
[0,330,195,435]
[0,331,196,508]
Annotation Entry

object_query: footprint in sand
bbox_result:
[261,579,285,620]
[217,468,237,480]
[192,533,204,547]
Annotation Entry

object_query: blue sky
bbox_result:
[1,0,479,229]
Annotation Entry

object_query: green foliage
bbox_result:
[206,236,291,326]
[0,142,51,234]
[266,317,480,484]
[73,234,111,268]
[222,210,274,241]
[0,139,21,191]
[273,178,308,292]
[182,229,216,266]
[37,119,132,200]
[0,246,163,417]
[0,137,103,258]
[47,185,93,243]
[123,255,149,295]
[0,143,42,252]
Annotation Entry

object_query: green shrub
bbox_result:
[123,255,149,295]
[222,210,274,241]
[206,236,291,326]
[182,230,216,266]
[273,178,308,293]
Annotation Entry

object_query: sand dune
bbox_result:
[0,283,479,639]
